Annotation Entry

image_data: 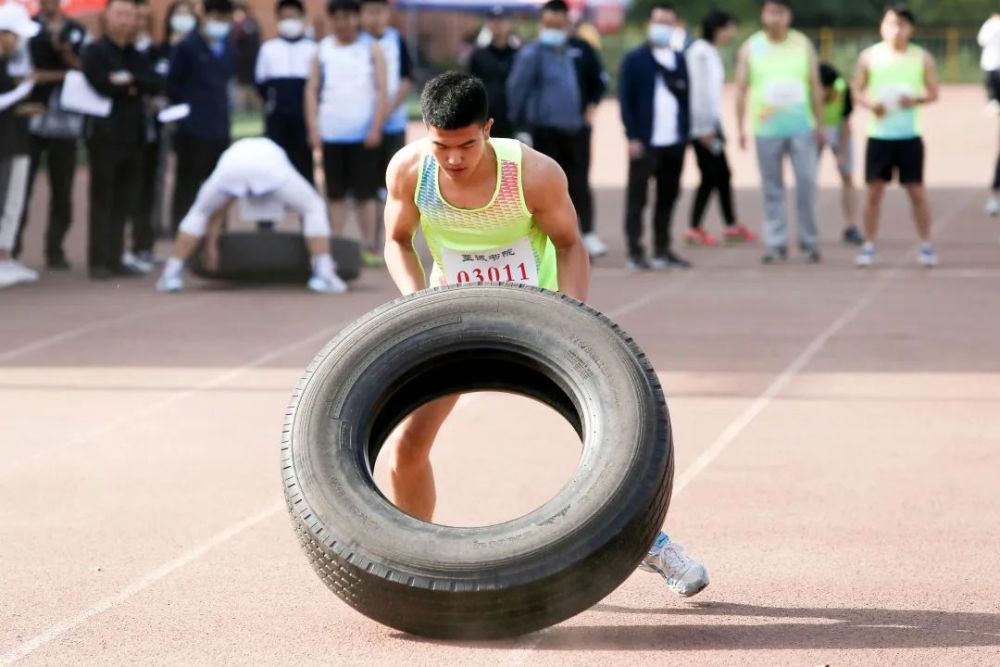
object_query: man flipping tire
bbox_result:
[383,71,709,598]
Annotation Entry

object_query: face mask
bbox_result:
[538,28,566,48]
[648,24,673,47]
[277,18,304,39]
[170,13,196,36]
[204,19,230,40]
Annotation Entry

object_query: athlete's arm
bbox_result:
[915,51,940,106]
[521,148,590,302]
[304,54,322,149]
[384,147,427,295]
[806,42,826,147]
[851,49,882,116]
[734,41,750,150]
[366,43,389,147]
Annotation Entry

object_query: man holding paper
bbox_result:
[852,4,939,268]
[80,0,164,278]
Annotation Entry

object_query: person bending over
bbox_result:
[156,137,347,293]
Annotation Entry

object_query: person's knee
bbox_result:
[904,184,927,203]
[388,429,433,472]
[865,183,886,204]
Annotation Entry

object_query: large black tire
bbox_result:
[283,284,673,639]
[189,231,361,282]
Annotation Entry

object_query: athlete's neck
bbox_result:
[764,28,789,43]
[887,39,909,52]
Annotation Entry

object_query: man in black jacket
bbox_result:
[468,7,517,139]
[81,0,163,278]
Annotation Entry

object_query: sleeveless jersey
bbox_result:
[747,30,816,137]
[866,42,925,140]
[415,138,558,291]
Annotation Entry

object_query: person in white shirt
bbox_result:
[255,0,316,182]
[156,137,347,294]
[978,13,1000,215]
[305,0,387,267]
[685,10,757,247]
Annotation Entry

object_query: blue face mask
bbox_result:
[538,28,567,48]
[204,20,230,41]
[648,24,673,47]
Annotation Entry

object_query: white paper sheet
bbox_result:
[59,70,112,118]
[157,103,190,123]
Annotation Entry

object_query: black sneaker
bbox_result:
[651,251,692,270]
[842,226,865,246]
[762,246,788,264]
[803,246,822,263]
[47,257,71,271]
[626,256,650,272]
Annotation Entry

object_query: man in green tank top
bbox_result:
[382,72,710,598]
[819,63,864,246]
[852,4,940,268]
[735,0,825,264]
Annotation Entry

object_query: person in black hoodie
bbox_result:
[81,0,164,278]
[618,3,691,271]
[468,7,517,139]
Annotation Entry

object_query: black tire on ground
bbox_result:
[188,231,362,282]
[283,284,673,639]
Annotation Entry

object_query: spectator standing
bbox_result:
[231,2,261,113]
[255,0,316,182]
[818,63,863,245]
[507,0,608,258]
[685,9,756,247]
[81,0,164,278]
[14,0,87,270]
[305,0,387,265]
[0,2,40,288]
[617,3,691,271]
[735,0,824,264]
[162,0,197,59]
[168,0,235,233]
[978,12,1000,215]
[468,7,517,139]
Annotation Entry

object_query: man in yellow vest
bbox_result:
[735,0,824,264]
[852,4,939,268]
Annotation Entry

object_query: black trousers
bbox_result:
[625,143,685,259]
[690,140,736,229]
[532,125,593,234]
[125,139,159,254]
[265,113,313,184]
[171,133,229,233]
[993,152,1000,190]
[88,140,142,271]
[15,135,78,262]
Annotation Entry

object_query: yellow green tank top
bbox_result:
[415,137,558,291]
[822,76,848,128]
[866,42,925,140]
[748,30,816,137]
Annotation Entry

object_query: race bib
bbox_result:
[879,84,915,112]
[239,195,285,222]
[763,81,806,107]
[440,237,539,287]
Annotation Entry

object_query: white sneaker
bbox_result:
[123,252,153,274]
[986,195,1000,217]
[918,244,938,268]
[855,243,875,268]
[156,272,184,293]
[638,531,709,598]
[8,260,39,283]
[0,261,22,288]
[307,273,348,294]
[582,232,608,258]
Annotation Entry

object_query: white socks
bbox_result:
[311,253,336,278]
[164,257,184,277]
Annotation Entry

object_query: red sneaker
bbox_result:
[725,225,759,243]
[684,229,719,247]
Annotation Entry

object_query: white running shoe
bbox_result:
[156,272,184,293]
[918,244,938,268]
[582,232,609,258]
[307,273,348,294]
[986,195,1000,217]
[855,243,875,268]
[9,260,38,283]
[123,252,153,274]
[638,531,709,598]
[0,261,23,288]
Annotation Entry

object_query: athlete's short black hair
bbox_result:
[883,3,916,25]
[203,0,234,14]
[701,9,733,41]
[540,0,568,14]
[276,0,304,13]
[421,71,489,129]
[819,62,840,88]
[326,0,359,15]
[761,0,791,9]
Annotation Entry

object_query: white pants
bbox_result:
[178,168,331,239]
[0,156,30,252]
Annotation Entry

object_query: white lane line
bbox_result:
[0,271,713,664]
[0,298,205,364]
[0,502,283,667]
[501,194,975,661]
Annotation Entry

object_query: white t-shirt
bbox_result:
[650,47,680,148]
[317,34,377,143]
[255,37,317,82]
[209,137,295,197]
[979,16,1000,72]
[686,39,725,139]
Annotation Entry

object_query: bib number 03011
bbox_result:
[440,236,540,287]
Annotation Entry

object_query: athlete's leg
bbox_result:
[904,184,932,242]
[386,394,461,521]
[862,181,887,243]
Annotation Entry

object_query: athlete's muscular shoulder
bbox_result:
[386,140,425,200]
[520,144,568,214]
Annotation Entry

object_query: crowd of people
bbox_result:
[1,0,999,290]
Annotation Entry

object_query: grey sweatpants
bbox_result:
[755,133,819,250]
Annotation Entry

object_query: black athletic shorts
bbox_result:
[865,137,924,185]
[322,142,379,201]
[377,131,407,193]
